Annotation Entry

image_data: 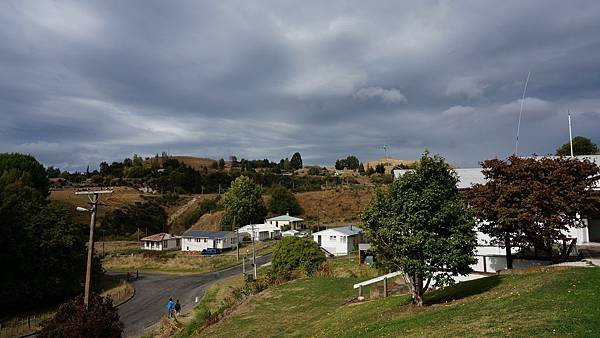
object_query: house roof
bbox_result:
[141,233,179,241]
[239,223,280,232]
[182,230,234,239]
[267,214,304,222]
[393,168,485,189]
[313,225,362,236]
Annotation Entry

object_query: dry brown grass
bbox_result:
[191,210,225,231]
[95,241,140,255]
[102,250,237,274]
[365,156,417,174]
[50,187,145,224]
[146,156,217,171]
[296,187,375,226]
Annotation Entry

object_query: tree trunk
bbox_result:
[411,274,424,306]
[504,234,513,270]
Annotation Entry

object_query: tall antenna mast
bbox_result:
[568,110,574,157]
[515,71,531,156]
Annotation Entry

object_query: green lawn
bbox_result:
[197,267,600,337]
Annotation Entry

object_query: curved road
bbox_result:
[112,254,271,337]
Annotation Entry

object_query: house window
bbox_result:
[330,235,336,240]
[203,238,207,243]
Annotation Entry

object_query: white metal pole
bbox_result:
[252,224,257,279]
[568,110,574,157]
[515,71,531,156]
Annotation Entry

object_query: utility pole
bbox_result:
[252,223,257,279]
[235,215,239,261]
[75,190,112,309]
[568,110,574,157]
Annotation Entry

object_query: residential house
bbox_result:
[181,230,238,252]
[141,233,181,251]
[239,223,281,241]
[312,225,363,256]
[266,213,305,230]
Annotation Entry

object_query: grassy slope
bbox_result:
[199,267,600,337]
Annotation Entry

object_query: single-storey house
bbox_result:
[141,233,181,251]
[312,225,363,256]
[239,223,281,241]
[266,213,305,230]
[181,230,238,252]
[282,229,308,238]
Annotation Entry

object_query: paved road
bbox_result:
[111,254,271,337]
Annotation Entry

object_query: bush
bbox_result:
[39,293,123,338]
[271,237,325,279]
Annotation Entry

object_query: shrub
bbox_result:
[271,237,325,279]
[39,293,123,338]
[267,186,302,215]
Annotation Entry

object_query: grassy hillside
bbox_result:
[296,187,374,226]
[199,267,600,337]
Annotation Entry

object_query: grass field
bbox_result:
[102,241,274,274]
[197,267,600,337]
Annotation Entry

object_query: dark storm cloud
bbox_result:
[2,0,600,170]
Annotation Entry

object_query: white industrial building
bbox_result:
[238,223,281,241]
[181,230,238,252]
[312,225,363,256]
[140,233,181,251]
[393,155,600,272]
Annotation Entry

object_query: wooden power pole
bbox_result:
[75,190,112,309]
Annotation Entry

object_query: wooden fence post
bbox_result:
[383,277,388,298]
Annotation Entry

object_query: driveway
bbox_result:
[111,254,272,337]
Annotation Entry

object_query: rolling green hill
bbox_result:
[198,267,600,337]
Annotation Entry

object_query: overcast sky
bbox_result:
[2,1,600,170]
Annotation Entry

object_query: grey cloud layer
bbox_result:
[1,1,600,170]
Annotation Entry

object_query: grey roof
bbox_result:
[267,214,304,222]
[393,168,485,189]
[313,225,362,236]
[182,230,234,239]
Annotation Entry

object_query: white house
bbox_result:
[181,230,238,252]
[141,233,181,251]
[239,223,281,241]
[266,213,305,230]
[282,229,307,238]
[312,225,363,256]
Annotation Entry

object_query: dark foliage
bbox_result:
[39,293,123,338]
[556,136,599,156]
[101,201,167,238]
[271,237,325,279]
[335,155,360,170]
[267,186,302,215]
[0,153,50,196]
[290,152,303,170]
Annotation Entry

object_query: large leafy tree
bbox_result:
[221,176,267,229]
[101,200,167,238]
[0,154,99,314]
[556,136,599,156]
[468,156,600,265]
[290,152,303,170]
[268,186,302,215]
[0,153,50,196]
[362,153,476,306]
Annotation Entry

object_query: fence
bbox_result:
[0,311,54,338]
[0,281,134,338]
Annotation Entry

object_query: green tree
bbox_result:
[218,158,226,170]
[271,237,325,279]
[39,293,123,338]
[362,153,476,306]
[0,153,49,196]
[468,156,600,265]
[101,201,167,238]
[221,176,267,229]
[268,186,302,215]
[358,162,365,174]
[375,163,385,174]
[290,152,303,170]
[556,136,599,156]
